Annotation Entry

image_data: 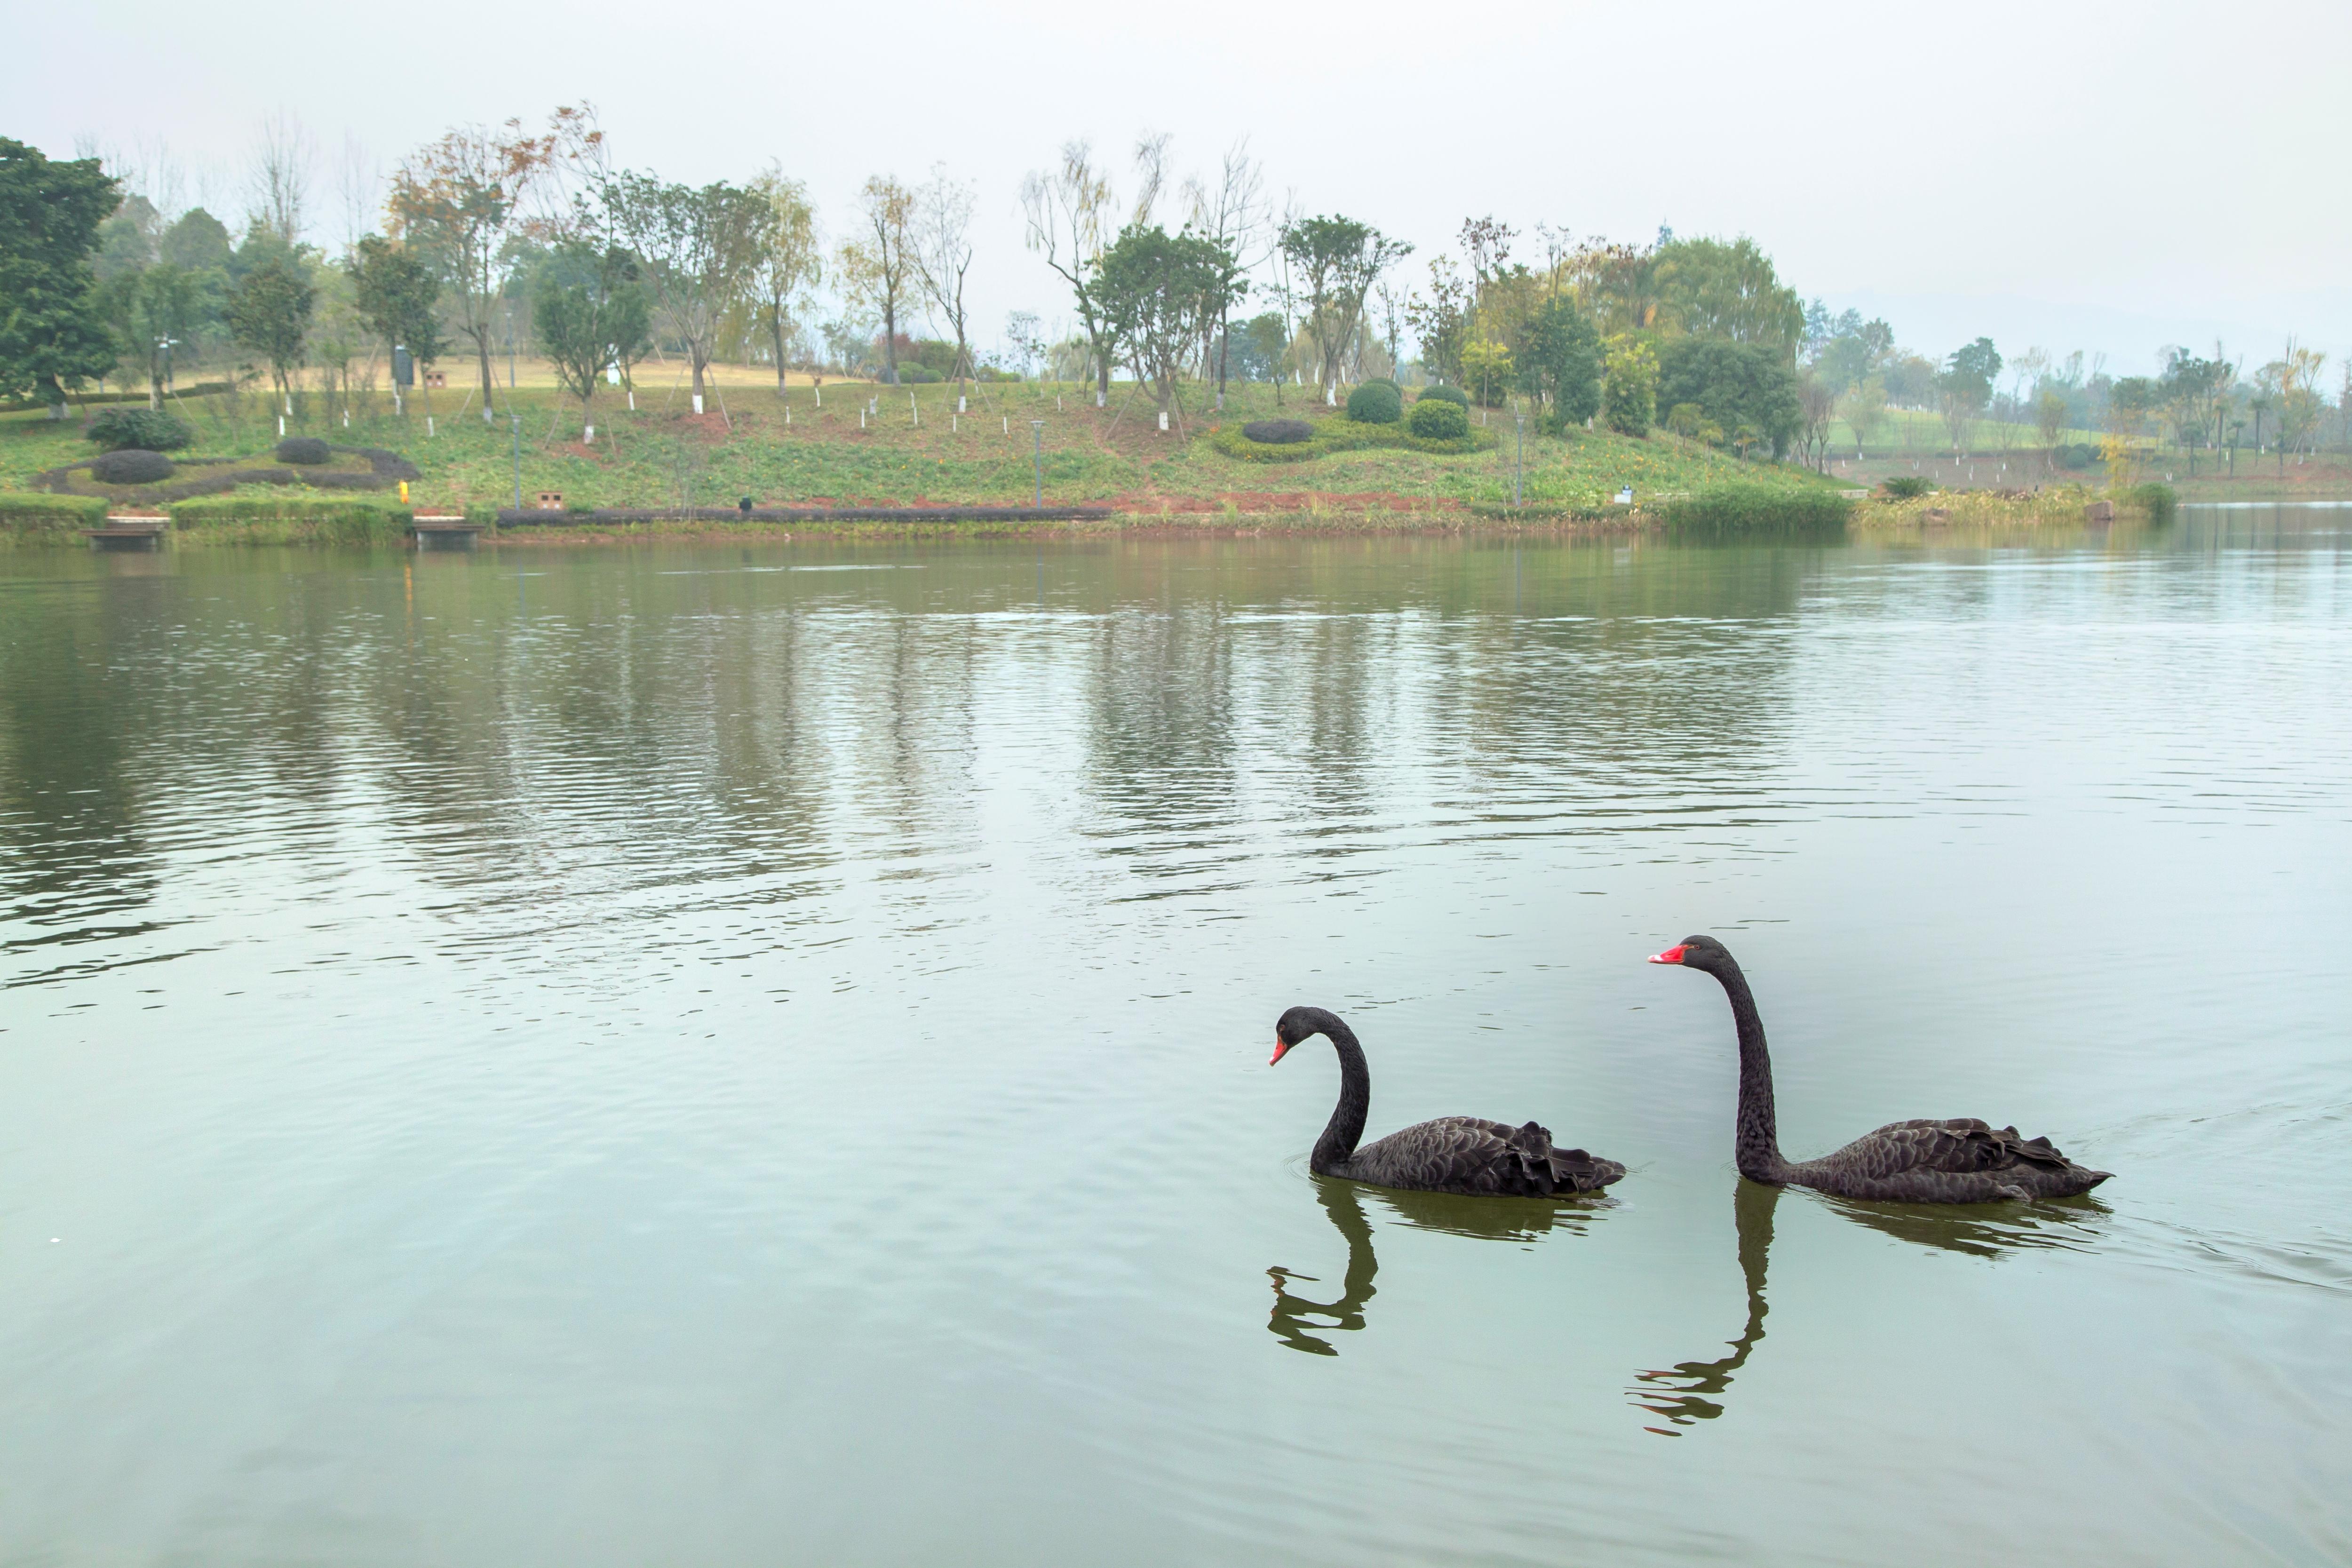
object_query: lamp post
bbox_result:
[511,412,523,513]
[1031,419,1045,508]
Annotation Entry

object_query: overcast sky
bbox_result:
[20,0,2351,377]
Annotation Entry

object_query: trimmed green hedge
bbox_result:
[0,492,111,532]
[1408,398,1470,439]
[1210,415,1496,463]
[1345,382,1402,424]
[1661,483,1852,535]
[170,493,413,544]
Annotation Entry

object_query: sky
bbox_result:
[18,0,2351,379]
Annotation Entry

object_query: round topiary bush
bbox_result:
[1416,384,1471,411]
[275,436,333,465]
[85,406,193,452]
[90,448,177,484]
[1243,419,1313,445]
[1345,382,1402,425]
[1407,398,1470,440]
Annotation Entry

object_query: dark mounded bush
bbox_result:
[90,449,177,484]
[2056,442,2099,470]
[1243,419,1313,445]
[275,436,333,465]
[85,406,193,452]
[895,365,943,383]
[1361,376,1400,394]
[1345,383,1402,424]
[1881,476,1934,499]
[1416,384,1470,410]
[1408,398,1470,440]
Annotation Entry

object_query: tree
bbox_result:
[350,234,444,382]
[1937,337,2001,451]
[225,253,315,399]
[1460,339,1515,408]
[0,138,121,413]
[1181,139,1266,405]
[1404,255,1470,386]
[2276,341,2328,466]
[2036,389,2069,454]
[1021,141,1119,404]
[99,262,200,407]
[835,175,915,387]
[1089,223,1241,430]
[1656,338,1801,456]
[246,111,314,249]
[533,243,649,430]
[1796,366,1836,470]
[1518,294,1601,431]
[386,117,562,419]
[1842,378,1886,453]
[1279,214,1411,396]
[1603,336,1658,436]
[911,167,977,394]
[604,172,769,406]
[745,167,819,394]
[1653,236,1804,352]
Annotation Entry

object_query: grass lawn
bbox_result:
[1,373,1847,526]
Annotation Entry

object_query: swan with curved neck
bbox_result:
[1647,936,2110,1202]
[1271,1005,1625,1197]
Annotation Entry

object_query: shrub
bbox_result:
[1416,384,1470,410]
[896,365,943,383]
[1654,337,1800,457]
[1361,376,1400,394]
[85,406,193,451]
[2055,442,2099,470]
[275,436,333,465]
[1345,382,1402,424]
[1408,398,1470,440]
[1663,484,1852,535]
[0,493,110,531]
[1881,476,1934,500]
[90,448,177,484]
[1243,418,1313,445]
[169,493,412,545]
[2124,482,2178,524]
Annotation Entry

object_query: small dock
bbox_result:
[410,516,480,551]
[87,519,168,551]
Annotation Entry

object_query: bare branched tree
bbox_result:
[1183,139,1265,405]
[911,166,978,395]
[835,175,916,386]
[249,111,315,247]
[334,133,378,260]
[1130,131,1172,227]
[1021,141,1118,404]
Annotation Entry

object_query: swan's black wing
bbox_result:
[1341,1117,1624,1197]
[1798,1119,2110,1201]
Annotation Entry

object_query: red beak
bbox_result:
[1647,945,1689,965]
[1269,1036,1292,1066]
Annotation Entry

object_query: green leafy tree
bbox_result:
[1403,255,1470,387]
[350,234,445,381]
[1603,335,1658,436]
[226,255,317,400]
[1656,337,1800,455]
[1279,213,1410,394]
[1517,294,1602,431]
[532,244,650,429]
[1089,223,1242,430]
[99,263,201,407]
[0,138,121,412]
[1653,236,1804,352]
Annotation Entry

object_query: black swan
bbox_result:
[1271,1005,1625,1196]
[1647,936,2111,1202]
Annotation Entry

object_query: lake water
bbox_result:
[3,508,2348,1566]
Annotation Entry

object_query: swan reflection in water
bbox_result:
[1268,1177,1612,1355]
[1631,1180,2113,1433]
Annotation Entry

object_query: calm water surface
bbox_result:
[2,509,2348,1565]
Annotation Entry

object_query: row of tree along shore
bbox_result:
[7,114,2341,481]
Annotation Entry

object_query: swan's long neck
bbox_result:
[1712,960,1787,1182]
[1311,1021,1371,1174]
